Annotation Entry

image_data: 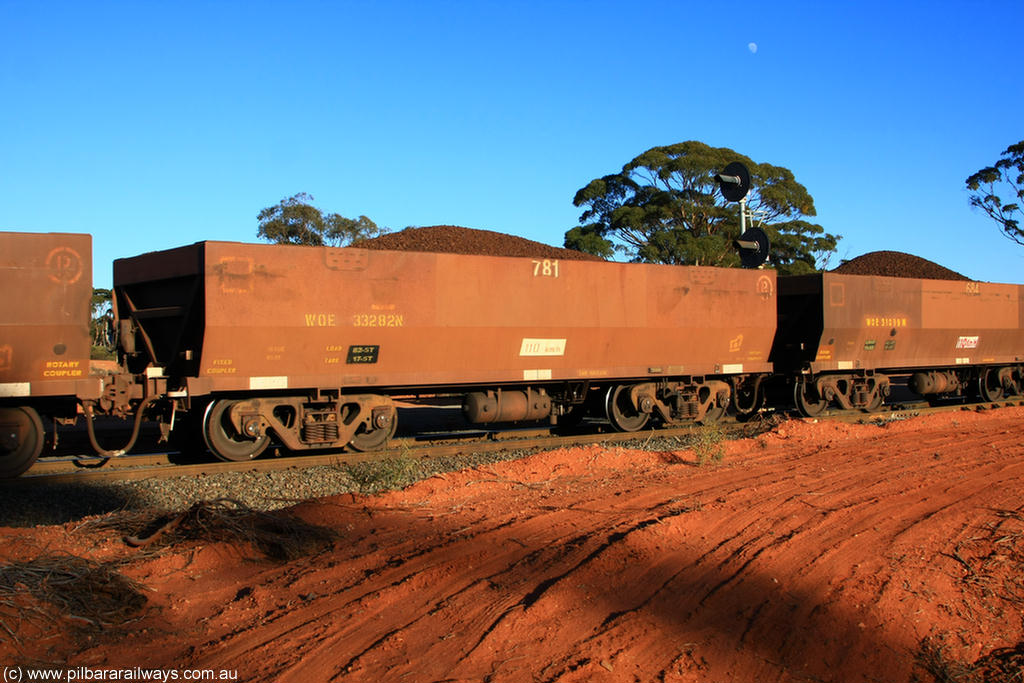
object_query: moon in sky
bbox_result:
[748,42,758,54]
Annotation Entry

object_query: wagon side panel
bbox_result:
[803,274,1022,373]
[0,232,93,399]
[182,243,777,394]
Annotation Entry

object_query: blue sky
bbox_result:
[2,0,1022,288]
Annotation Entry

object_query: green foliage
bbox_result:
[257,193,388,247]
[564,141,839,274]
[90,288,114,356]
[965,140,1024,247]
[691,422,726,466]
[90,345,115,361]
[345,453,422,493]
[91,288,111,316]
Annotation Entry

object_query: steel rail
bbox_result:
[7,399,1023,486]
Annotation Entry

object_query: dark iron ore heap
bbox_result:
[357,225,603,261]
[832,251,970,281]
[359,229,971,281]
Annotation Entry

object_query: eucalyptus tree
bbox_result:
[565,141,839,274]
[257,193,386,247]
[966,140,1024,247]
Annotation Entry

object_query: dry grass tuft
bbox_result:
[948,508,1024,608]
[916,507,1024,683]
[916,636,1024,683]
[0,554,145,646]
[345,453,423,493]
[116,498,338,562]
[972,641,1024,683]
[916,636,977,683]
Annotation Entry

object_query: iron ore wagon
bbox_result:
[112,240,779,460]
[772,272,1024,414]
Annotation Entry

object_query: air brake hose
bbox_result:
[731,375,764,414]
[82,395,160,458]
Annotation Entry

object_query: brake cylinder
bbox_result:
[909,371,960,395]
[463,389,552,424]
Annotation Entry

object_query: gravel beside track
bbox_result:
[1,467,352,527]
[0,448,542,528]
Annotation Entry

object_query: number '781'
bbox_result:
[532,259,559,277]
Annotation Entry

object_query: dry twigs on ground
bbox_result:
[0,554,145,646]
[108,498,338,561]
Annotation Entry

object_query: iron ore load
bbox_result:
[2,222,1024,476]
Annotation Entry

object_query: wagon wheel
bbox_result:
[793,378,828,417]
[861,379,888,412]
[978,368,1005,402]
[700,401,727,424]
[605,385,650,432]
[0,407,44,478]
[1009,374,1023,399]
[863,388,885,412]
[348,407,398,452]
[202,399,270,462]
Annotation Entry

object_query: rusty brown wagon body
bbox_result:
[114,241,779,459]
[773,272,1024,414]
[0,232,95,397]
[0,232,100,476]
[0,231,170,477]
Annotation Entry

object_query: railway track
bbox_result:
[5,423,745,484]
[7,398,1022,486]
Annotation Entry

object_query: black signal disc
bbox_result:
[718,162,751,202]
[736,227,769,268]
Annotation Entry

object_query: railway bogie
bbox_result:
[790,372,890,416]
[623,378,731,425]
[196,392,401,461]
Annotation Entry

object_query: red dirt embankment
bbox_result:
[3,408,1024,682]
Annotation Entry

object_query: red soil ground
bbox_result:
[3,408,1024,682]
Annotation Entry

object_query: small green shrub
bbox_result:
[692,422,726,466]
[346,453,423,493]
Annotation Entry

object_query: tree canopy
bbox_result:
[564,141,839,274]
[965,140,1024,247]
[257,193,387,247]
[90,288,114,359]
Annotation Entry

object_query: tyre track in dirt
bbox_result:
[38,408,1024,682]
